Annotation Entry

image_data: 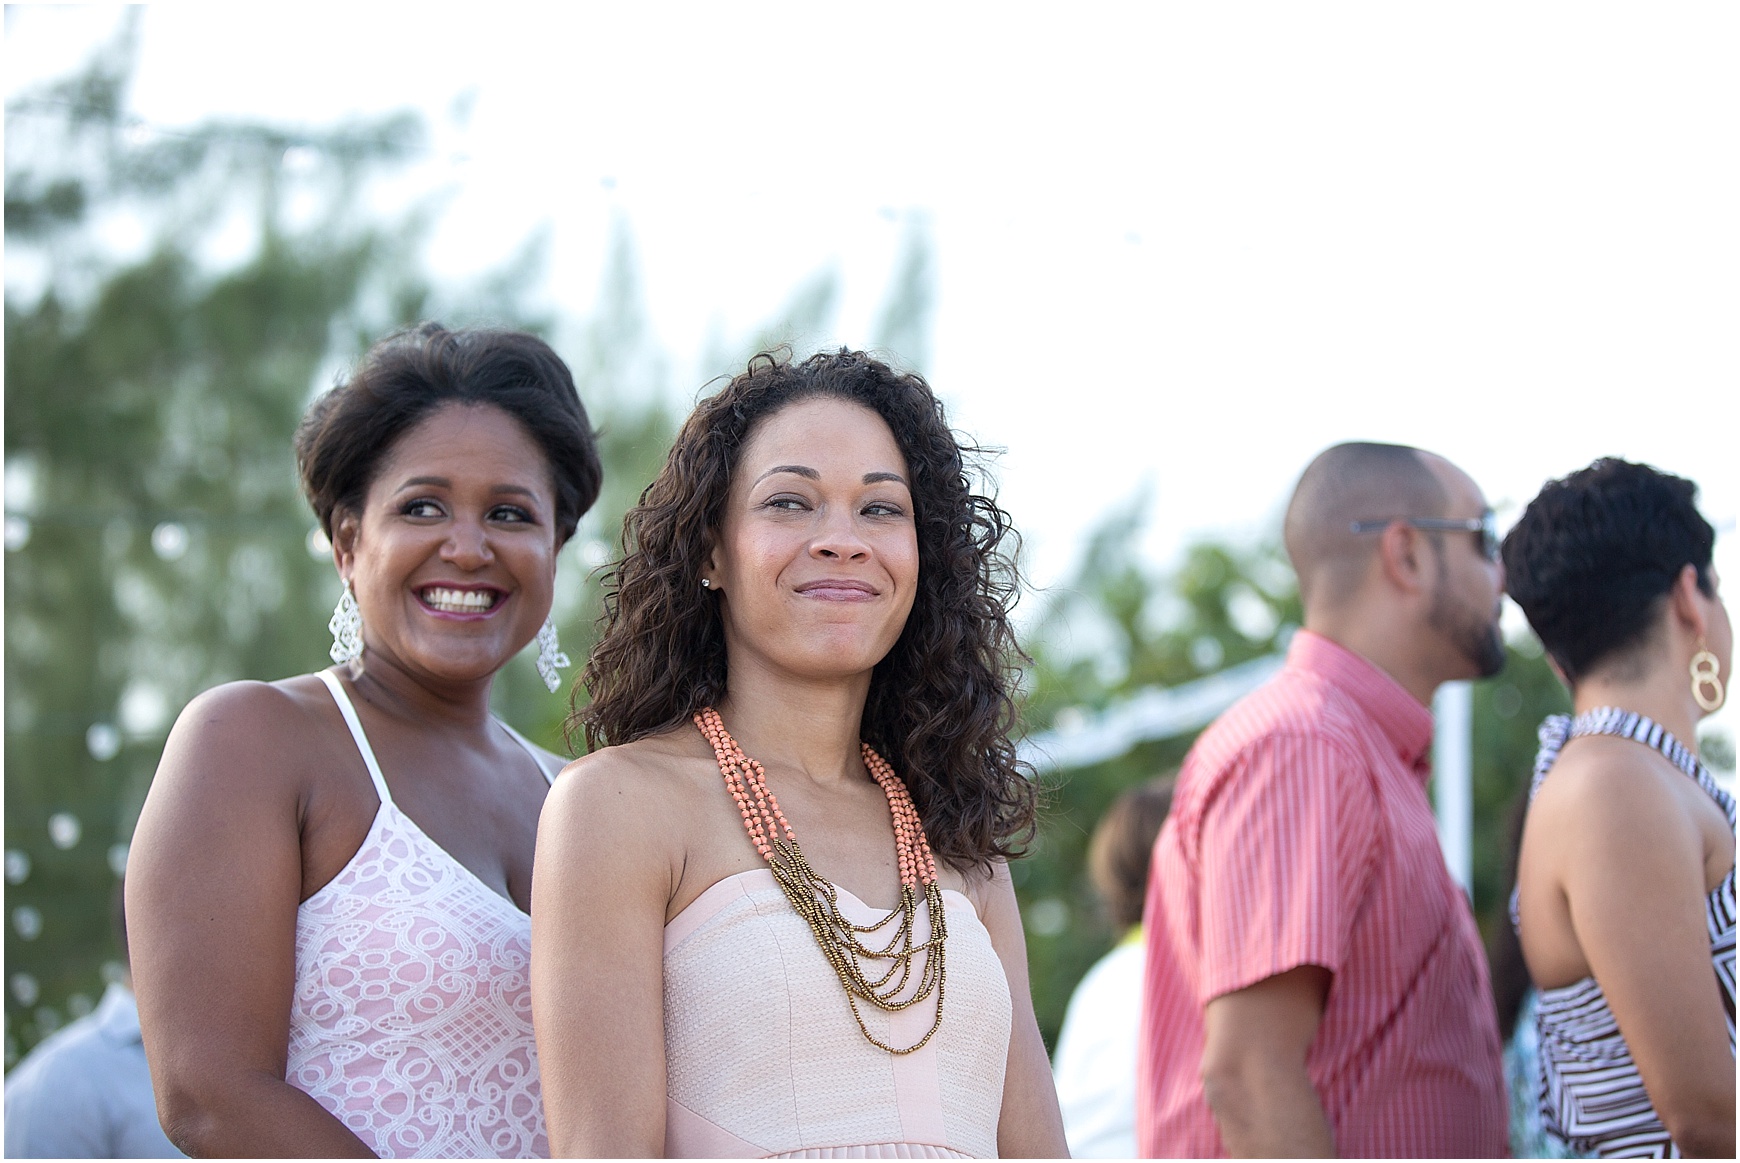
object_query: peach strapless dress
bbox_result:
[662,869,1012,1159]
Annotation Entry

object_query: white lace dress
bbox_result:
[285,671,555,1158]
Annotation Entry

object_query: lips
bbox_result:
[417,584,506,616]
[794,578,880,601]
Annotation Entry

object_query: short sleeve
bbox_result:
[1195,732,1377,1003]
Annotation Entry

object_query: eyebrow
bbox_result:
[394,476,539,498]
[753,465,820,485]
[752,465,910,487]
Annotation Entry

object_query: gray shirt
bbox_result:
[4,983,183,1158]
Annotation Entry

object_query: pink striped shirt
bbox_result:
[1136,630,1507,1158]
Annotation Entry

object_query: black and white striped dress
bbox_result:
[1519,709,1737,1158]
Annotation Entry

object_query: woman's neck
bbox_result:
[714,663,873,789]
[1572,662,1704,754]
[342,652,497,732]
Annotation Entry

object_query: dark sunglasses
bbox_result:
[1349,511,1500,562]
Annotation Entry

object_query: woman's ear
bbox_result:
[1667,562,1710,641]
[700,529,723,593]
[331,511,360,585]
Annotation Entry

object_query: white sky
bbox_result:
[7,3,1738,736]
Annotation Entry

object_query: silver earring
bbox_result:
[701,578,712,589]
[328,582,363,664]
[535,615,571,693]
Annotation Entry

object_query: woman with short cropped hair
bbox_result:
[129,324,600,1157]
[1505,457,1735,1158]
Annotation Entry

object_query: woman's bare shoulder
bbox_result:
[173,672,336,728]
[1534,734,1703,841]
[157,674,350,794]
[546,727,715,825]
[1544,734,1685,794]
[946,854,1008,918]
[537,727,721,908]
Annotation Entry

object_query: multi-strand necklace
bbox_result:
[694,707,947,1055]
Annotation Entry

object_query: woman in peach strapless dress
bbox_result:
[532,350,1067,1158]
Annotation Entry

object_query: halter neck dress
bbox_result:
[285,670,557,1158]
[661,867,1013,1158]
[1517,708,1737,1158]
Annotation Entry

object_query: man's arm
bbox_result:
[1200,964,1334,1157]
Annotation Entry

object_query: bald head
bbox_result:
[1284,442,1450,610]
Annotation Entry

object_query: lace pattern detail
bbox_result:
[772,1145,975,1159]
[286,671,550,1158]
[287,802,547,1158]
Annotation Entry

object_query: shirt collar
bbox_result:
[94,981,143,1045]
[1287,629,1435,777]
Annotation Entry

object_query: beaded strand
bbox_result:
[694,707,947,1055]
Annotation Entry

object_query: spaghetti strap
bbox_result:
[497,720,559,786]
[316,669,394,805]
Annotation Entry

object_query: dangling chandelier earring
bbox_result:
[328,582,363,664]
[1691,639,1725,713]
[535,616,571,693]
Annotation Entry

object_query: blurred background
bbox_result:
[6,5,1736,1065]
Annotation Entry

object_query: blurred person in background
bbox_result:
[3,880,183,1158]
[1138,441,1508,1157]
[1504,458,1734,1158]
[125,325,600,1157]
[1052,776,1174,1158]
[532,350,1068,1157]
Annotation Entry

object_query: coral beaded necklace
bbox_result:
[694,706,947,1054]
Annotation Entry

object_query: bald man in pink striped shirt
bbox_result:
[1137,443,1509,1158]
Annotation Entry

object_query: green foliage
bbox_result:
[872,215,935,374]
[1015,498,1302,1048]
[1468,636,1571,939]
[4,30,438,1064]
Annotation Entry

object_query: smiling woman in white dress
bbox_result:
[126,324,600,1157]
[532,349,1067,1158]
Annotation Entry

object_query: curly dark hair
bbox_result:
[1502,457,1715,683]
[296,323,601,544]
[577,348,1036,869]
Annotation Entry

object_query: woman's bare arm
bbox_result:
[975,862,1070,1158]
[1552,756,1735,1158]
[532,751,675,1157]
[126,682,375,1157]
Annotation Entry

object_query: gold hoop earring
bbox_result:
[1690,642,1725,713]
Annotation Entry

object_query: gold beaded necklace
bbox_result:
[694,707,947,1055]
